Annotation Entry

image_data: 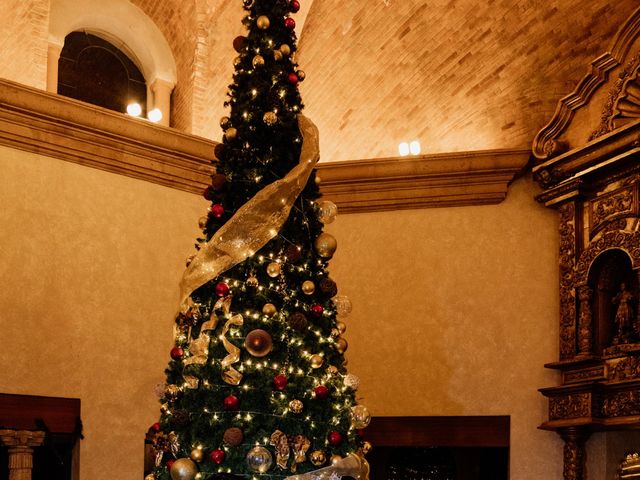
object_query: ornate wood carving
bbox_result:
[577,286,594,356]
[560,428,590,480]
[549,393,591,420]
[532,6,640,161]
[559,203,578,360]
[564,366,605,384]
[608,356,640,381]
[589,186,636,234]
[602,389,640,417]
[574,231,640,285]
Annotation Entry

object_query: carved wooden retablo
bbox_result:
[532,6,640,480]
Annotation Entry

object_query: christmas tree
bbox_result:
[147,1,371,480]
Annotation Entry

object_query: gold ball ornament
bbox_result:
[336,321,347,335]
[314,233,337,258]
[315,174,322,185]
[273,49,283,61]
[279,44,291,56]
[165,384,181,401]
[145,475,156,480]
[330,454,342,466]
[245,329,273,357]
[310,354,324,369]
[289,399,303,413]
[198,216,208,229]
[170,458,198,480]
[190,446,204,463]
[309,450,327,466]
[352,405,371,429]
[246,276,259,288]
[266,262,281,277]
[335,337,348,354]
[301,280,315,295]
[332,295,353,317]
[330,328,340,338]
[263,111,277,125]
[220,116,230,129]
[252,55,265,68]
[256,15,270,29]
[233,56,242,67]
[225,127,238,141]
[262,303,277,317]
[296,70,306,81]
[326,365,339,375]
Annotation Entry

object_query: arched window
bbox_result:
[57,32,146,116]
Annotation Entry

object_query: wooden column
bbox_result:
[577,286,594,356]
[0,430,45,480]
[559,428,591,480]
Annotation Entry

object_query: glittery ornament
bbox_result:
[332,295,352,317]
[328,431,343,446]
[289,399,303,413]
[263,111,277,125]
[273,49,283,61]
[223,427,244,446]
[165,384,180,401]
[351,405,371,429]
[288,312,308,331]
[246,276,259,288]
[344,373,360,390]
[362,441,372,455]
[210,448,225,464]
[246,446,273,473]
[319,278,338,298]
[285,244,302,263]
[314,384,330,400]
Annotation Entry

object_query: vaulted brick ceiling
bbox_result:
[135,0,639,162]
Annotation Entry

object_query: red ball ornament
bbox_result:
[210,203,225,219]
[328,431,343,446]
[203,187,212,201]
[210,448,226,464]
[310,304,324,317]
[290,0,301,12]
[273,374,288,391]
[166,459,176,471]
[287,72,299,85]
[357,429,366,439]
[215,282,230,297]
[151,422,161,432]
[170,347,184,360]
[314,384,329,400]
[284,17,296,30]
[223,395,240,410]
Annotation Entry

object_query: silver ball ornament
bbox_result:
[344,373,360,390]
[318,200,338,224]
[332,295,352,317]
[246,446,273,473]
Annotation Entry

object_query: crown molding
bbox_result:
[0,79,214,193]
[0,79,529,212]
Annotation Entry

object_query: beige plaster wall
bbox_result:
[1,145,564,479]
[0,146,206,478]
[324,174,564,479]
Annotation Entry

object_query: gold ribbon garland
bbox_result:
[178,115,320,311]
[285,453,370,480]
[220,314,244,385]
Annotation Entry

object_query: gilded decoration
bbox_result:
[590,187,635,233]
[575,231,640,285]
[550,393,591,420]
[602,389,640,417]
[608,356,640,381]
[591,51,640,141]
[559,203,578,359]
[564,367,605,384]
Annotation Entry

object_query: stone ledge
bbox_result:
[0,79,529,212]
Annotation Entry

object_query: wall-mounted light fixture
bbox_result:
[398,140,421,157]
